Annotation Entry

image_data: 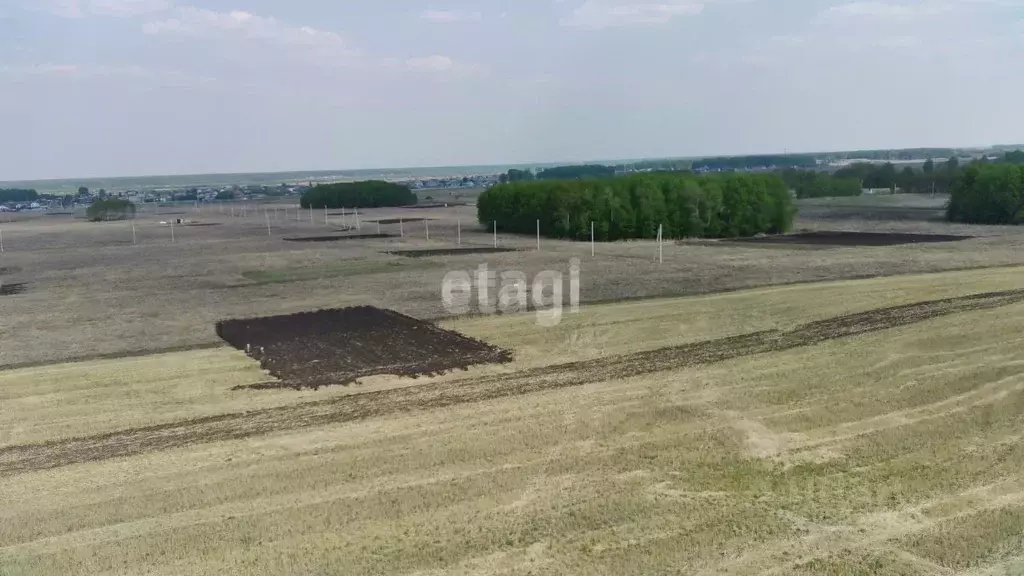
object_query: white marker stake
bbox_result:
[457,220,461,245]
[341,207,346,229]
[377,220,381,235]
[591,221,595,257]
[536,219,540,251]
[309,206,313,224]
[0,228,4,253]
[266,212,272,236]
[400,218,404,237]
[132,221,136,245]
[425,219,430,241]
[493,221,497,248]
[170,221,175,243]
[324,206,328,226]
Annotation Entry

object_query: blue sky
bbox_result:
[2,0,1023,179]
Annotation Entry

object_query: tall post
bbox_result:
[309,206,313,224]
[324,206,328,226]
[170,221,175,243]
[341,207,346,229]
[457,220,461,245]
[355,207,360,231]
[591,222,595,257]
[0,228,4,253]
[426,219,430,241]
[132,221,136,245]
[493,221,497,248]
[400,218,404,237]
[377,220,381,235]
[536,219,540,251]
[266,212,272,236]
[658,224,663,264]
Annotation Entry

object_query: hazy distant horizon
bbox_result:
[3,142,1015,189]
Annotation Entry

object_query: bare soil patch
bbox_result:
[5,289,1023,475]
[181,223,222,227]
[215,306,513,390]
[0,266,20,275]
[735,231,972,247]
[283,234,396,243]
[388,247,519,258]
[370,218,435,225]
[0,282,27,296]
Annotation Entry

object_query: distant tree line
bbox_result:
[0,189,38,203]
[536,164,616,180]
[780,170,862,199]
[300,180,416,209]
[478,173,794,241]
[693,154,817,171]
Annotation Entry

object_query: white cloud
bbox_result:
[405,55,455,71]
[0,63,213,86]
[40,0,168,18]
[420,9,483,23]
[143,6,362,66]
[561,1,704,29]
[822,2,954,19]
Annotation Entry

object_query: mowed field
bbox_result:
[4,196,1024,574]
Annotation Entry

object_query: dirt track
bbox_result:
[4,289,1024,477]
[388,247,519,258]
[734,231,971,247]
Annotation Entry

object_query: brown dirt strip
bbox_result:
[3,289,1024,476]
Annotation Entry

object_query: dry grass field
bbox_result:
[3,198,1024,574]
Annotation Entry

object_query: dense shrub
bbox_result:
[86,198,136,221]
[477,173,794,240]
[947,164,1024,224]
[301,180,416,209]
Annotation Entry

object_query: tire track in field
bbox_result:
[3,289,1024,476]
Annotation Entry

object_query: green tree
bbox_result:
[923,159,934,174]
[86,199,135,222]
[301,180,416,209]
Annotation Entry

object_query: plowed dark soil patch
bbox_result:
[0,282,26,296]
[216,306,512,390]
[182,223,222,227]
[0,266,19,275]
[371,218,434,224]
[5,289,1024,476]
[389,247,519,258]
[734,231,971,247]
[283,234,396,242]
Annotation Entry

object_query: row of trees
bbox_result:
[0,189,38,203]
[693,154,817,171]
[779,170,861,199]
[300,180,416,209]
[477,173,794,241]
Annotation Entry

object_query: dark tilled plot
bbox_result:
[0,266,19,275]
[389,247,519,258]
[370,218,435,224]
[6,289,1024,476]
[0,282,26,296]
[734,231,972,247]
[283,234,396,242]
[216,306,512,390]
